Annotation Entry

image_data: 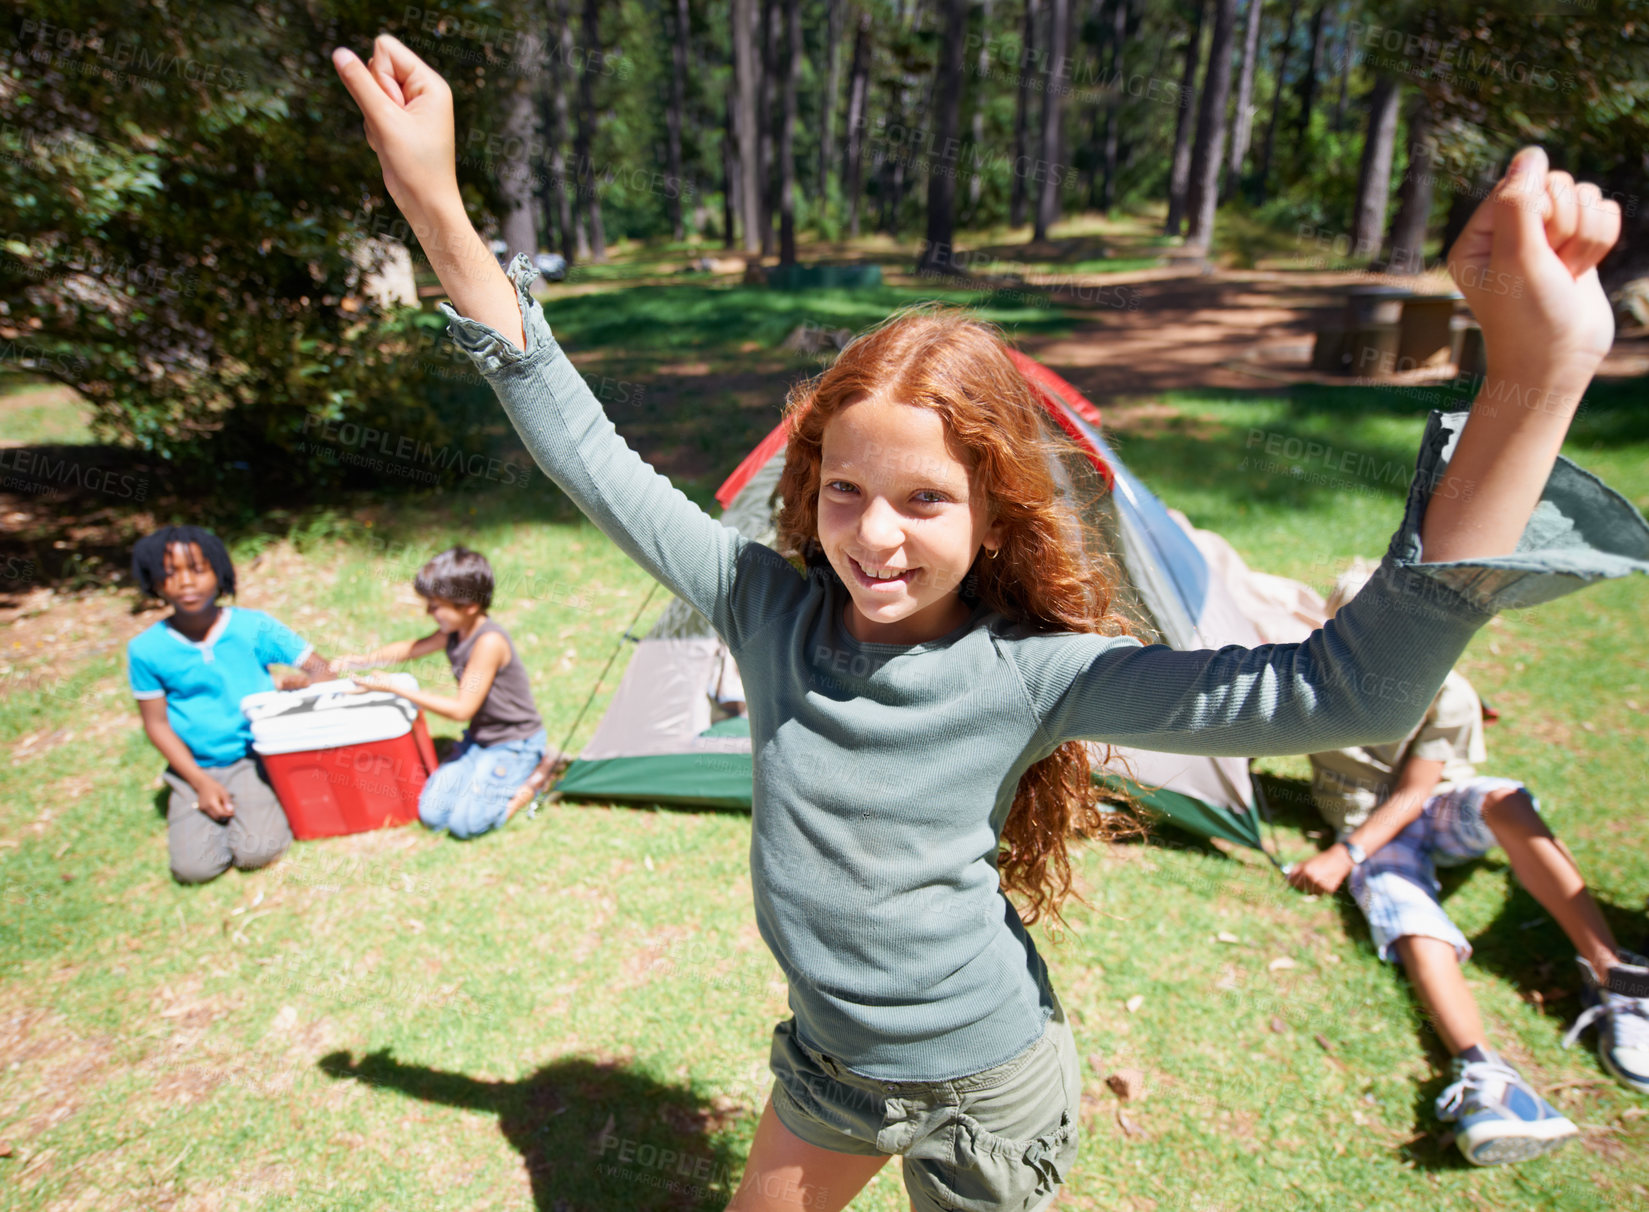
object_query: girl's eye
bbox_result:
[825,481,948,504]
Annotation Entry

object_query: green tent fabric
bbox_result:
[555,753,753,811]
[1094,775,1265,851]
[556,754,1265,852]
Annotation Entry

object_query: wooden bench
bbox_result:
[1312,287,1467,377]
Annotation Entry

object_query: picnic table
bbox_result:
[1311,286,1476,377]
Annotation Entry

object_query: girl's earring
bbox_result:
[987,545,1001,560]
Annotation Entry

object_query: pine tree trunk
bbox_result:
[498,77,539,259]
[919,0,968,273]
[1350,74,1401,257]
[1165,0,1208,236]
[819,0,843,199]
[666,0,690,241]
[723,86,739,248]
[1080,0,1105,209]
[574,0,606,261]
[883,75,906,237]
[843,7,871,237]
[1380,89,1435,274]
[779,0,800,263]
[733,0,762,254]
[558,2,590,261]
[1033,0,1070,241]
[1225,0,1262,191]
[1101,0,1126,214]
[1254,0,1299,205]
[1011,0,1041,229]
[538,85,562,256]
[1185,0,1237,249]
[758,0,777,257]
[544,0,576,263]
[968,0,992,217]
[1332,5,1350,132]
[1293,3,1324,160]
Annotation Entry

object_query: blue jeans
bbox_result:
[418,727,547,839]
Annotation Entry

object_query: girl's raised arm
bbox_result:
[330,37,524,349]
[1421,146,1623,562]
[1021,150,1648,758]
[330,35,802,648]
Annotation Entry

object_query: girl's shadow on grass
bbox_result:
[318,1048,746,1210]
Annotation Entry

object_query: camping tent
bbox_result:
[552,350,1326,851]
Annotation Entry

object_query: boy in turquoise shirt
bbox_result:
[126,525,334,883]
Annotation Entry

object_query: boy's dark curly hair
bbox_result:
[131,526,236,600]
[414,546,494,610]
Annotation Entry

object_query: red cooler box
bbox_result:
[240,675,439,839]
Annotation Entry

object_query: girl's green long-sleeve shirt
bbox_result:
[441,255,1649,1082]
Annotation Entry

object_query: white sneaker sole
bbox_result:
[1458,1118,1580,1166]
[1599,1045,1649,1095]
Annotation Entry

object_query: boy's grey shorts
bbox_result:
[161,756,293,884]
[768,992,1082,1211]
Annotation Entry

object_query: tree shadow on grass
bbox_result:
[1104,374,1649,545]
[319,1048,747,1211]
[1455,864,1649,1039]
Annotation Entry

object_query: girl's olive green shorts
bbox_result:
[768,993,1082,1211]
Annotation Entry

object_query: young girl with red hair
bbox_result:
[334,34,1646,1211]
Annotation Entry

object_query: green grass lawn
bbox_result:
[0,377,94,446]
[2,297,1646,1209]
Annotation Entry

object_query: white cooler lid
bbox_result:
[241,674,421,756]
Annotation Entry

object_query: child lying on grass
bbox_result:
[1290,562,1649,1167]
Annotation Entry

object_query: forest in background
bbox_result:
[2,0,1646,493]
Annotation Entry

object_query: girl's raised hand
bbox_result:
[1447,145,1621,391]
[331,34,461,229]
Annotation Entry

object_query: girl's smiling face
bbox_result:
[817,394,1004,646]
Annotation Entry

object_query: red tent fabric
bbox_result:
[714,349,1113,509]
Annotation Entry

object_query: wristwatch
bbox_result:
[1341,840,1368,866]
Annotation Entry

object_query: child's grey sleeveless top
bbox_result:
[446,619,543,746]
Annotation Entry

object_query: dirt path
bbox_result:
[915,263,1649,402]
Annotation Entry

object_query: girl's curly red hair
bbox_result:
[774,302,1144,928]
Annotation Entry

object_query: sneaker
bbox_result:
[1434,1053,1580,1165]
[1562,951,1649,1094]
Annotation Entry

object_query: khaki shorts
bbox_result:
[768,994,1081,1212]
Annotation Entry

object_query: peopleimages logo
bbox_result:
[297,414,532,489]
[0,449,149,501]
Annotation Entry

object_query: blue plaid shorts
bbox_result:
[1346,776,1539,964]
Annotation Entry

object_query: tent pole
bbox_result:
[1249,772,1289,874]
[523,580,664,819]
